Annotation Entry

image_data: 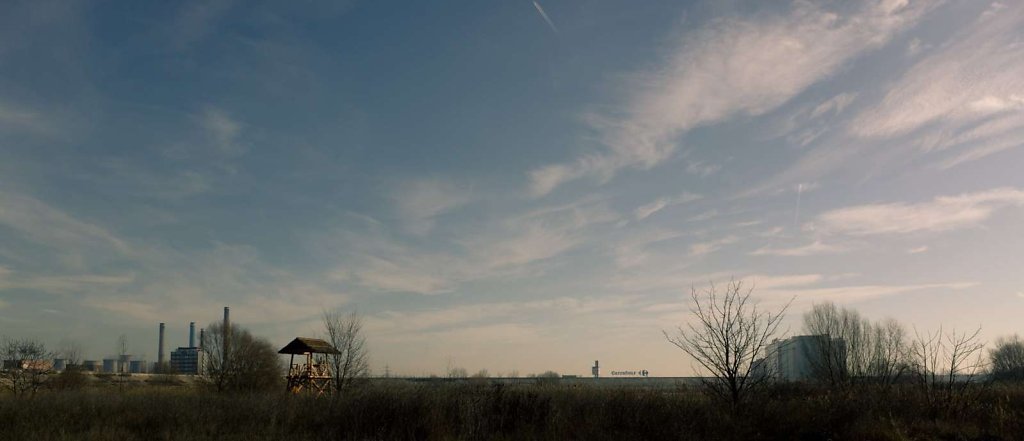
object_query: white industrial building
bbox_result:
[762,335,846,382]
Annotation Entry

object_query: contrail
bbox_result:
[533,1,559,34]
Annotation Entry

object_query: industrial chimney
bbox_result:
[158,323,166,368]
[592,360,600,379]
[199,328,205,350]
[223,307,230,365]
[189,322,196,348]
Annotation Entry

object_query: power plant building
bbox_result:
[170,347,201,374]
[169,321,202,375]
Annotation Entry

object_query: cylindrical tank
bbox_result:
[83,360,99,372]
[53,358,67,371]
[129,360,146,374]
[102,359,116,373]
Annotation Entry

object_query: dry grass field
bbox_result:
[1,376,1023,440]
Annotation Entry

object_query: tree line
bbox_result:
[1,309,370,397]
[665,279,1024,409]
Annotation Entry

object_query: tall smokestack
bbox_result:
[199,328,205,350]
[223,307,230,365]
[189,322,196,348]
[158,323,166,367]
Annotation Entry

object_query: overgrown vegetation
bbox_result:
[0,337,52,397]
[0,380,1023,440]
[201,322,282,393]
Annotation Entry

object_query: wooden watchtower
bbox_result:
[278,337,340,397]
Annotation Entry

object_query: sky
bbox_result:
[1,0,1022,377]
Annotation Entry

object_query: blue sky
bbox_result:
[1,0,1023,376]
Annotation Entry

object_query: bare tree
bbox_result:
[321,310,369,392]
[0,337,52,398]
[802,302,879,385]
[909,326,986,412]
[989,335,1024,382]
[665,280,790,408]
[865,318,910,384]
[804,304,912,386]
[57,339,83,367]
[201,322,282,392]
[446,366,468,379]
[49,338,88,391]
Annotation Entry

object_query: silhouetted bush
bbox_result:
[47,367,89,391]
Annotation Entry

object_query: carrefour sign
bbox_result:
[609,369,649,377]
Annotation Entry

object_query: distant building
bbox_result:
[102,359,117,373]
[763,335,846,382]
[2,359,53,371]
[129,360,148,374]
[82,360,99,372]
[170,347,202,375]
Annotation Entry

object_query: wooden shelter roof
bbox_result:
[278,337,341,355]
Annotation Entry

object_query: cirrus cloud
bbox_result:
[528,0,933,196]
[811,187,1024,236]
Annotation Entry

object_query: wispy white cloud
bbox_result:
[334,256,453,294]
[0,191,130,258]
[392,178,473,235]
[760,282,978,304]
[528,0,931,196]
[0,270,134,293]
[811,187,1024,236]
[173,0,236,49]
[688,235,738,257]
[848,2,1024,168]
[613,228,685,268]
[774,94,858,150]
[89,243,350,324]
[633,192,701,220]
[95,160,213,199]
[686,209,718,223]
[748,274,825,290]
[0,100,53,134]
[475,223,578,269]
[469,196,619,269]
[751,240,849,257]
[330,196,620,294]
[685,160,721,178]
[810,93,859,120]
[197,106,245,157]
[624,273,974,313]
[326,229,463,295]
[907,246,929,254]
[368,295,636,337]
[905,37,926,56]
[850,3,1024,138]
